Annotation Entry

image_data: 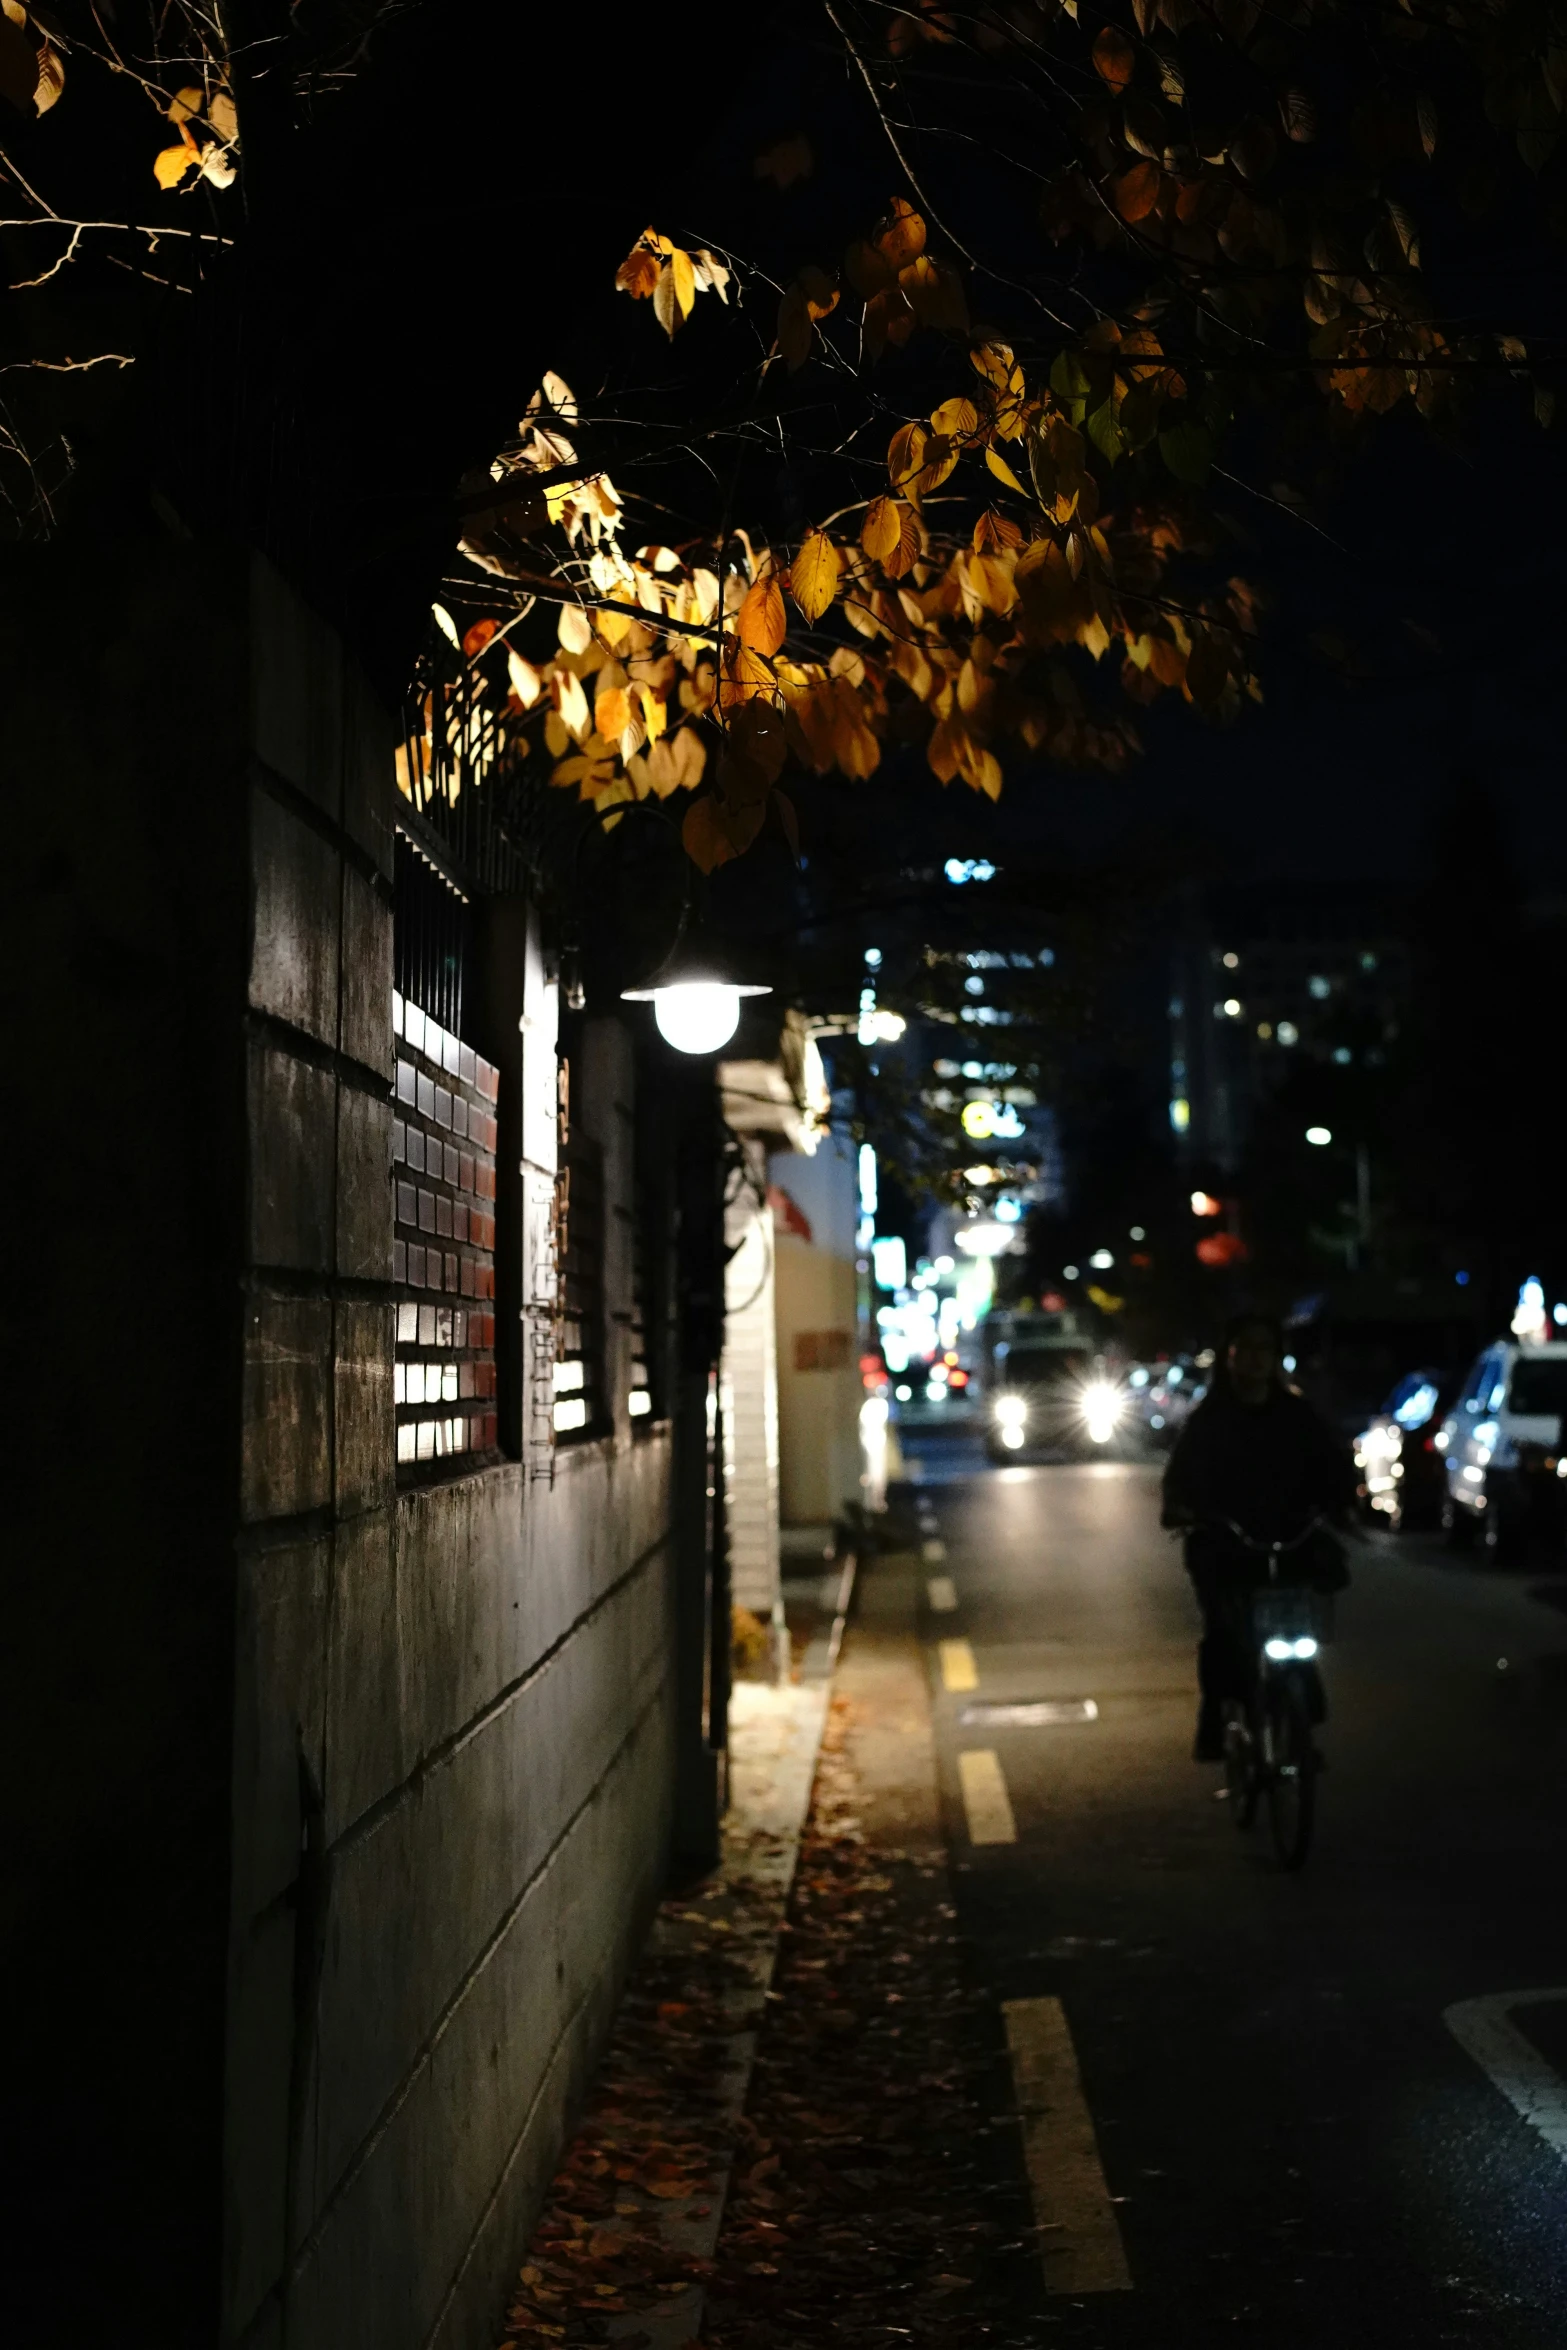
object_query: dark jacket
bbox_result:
[1162,1383,1358,1551]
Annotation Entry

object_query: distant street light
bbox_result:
[1305,1126,1332,1147]
[1190,1190,1221,1216]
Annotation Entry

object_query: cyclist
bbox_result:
[1162,1313,1357,1760]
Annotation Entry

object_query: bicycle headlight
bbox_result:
[1264,1635,1319,1662]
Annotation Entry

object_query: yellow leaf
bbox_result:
[166,83,205,125]
[930,395,979,440]
[984,445,1027,494]
[558,603,593,655]
[720,642,780,709]
[595,684,632,741]
[735,570,786,657]
[888,420,928,503]
[884,505,921,579]
[154,139,201,189]
[789,530,841,622]
[555,671,592,743]
[638,685,668,741]
[508,652,544,708]
[970,339,1015,390]
[653,261,683,337]
[32,30,61,113]
[670,247,696,319]
[668,726,708,789]
[861,496,902,564]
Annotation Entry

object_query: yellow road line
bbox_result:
[958,1748,1017,1844]
[939,1637,978,1692]
[1003,1996,1132,2295]
[927,1575,958,1613]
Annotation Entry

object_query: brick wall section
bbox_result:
[228,565,679,2350]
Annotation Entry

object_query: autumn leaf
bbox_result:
[615,243,661,300]
[462,618,499,658]
[1112,159,1160,222]
[557,603,593,655]
[0,5,60,116]
[984,445,1027,494]
[153,139,202,189]
[653,261,685,338]
[735,569,786,656]
[789,530,841,622]
[755,132,814,187]
[555,671,592,743]
[1092,25,1136,94]
[856,497,894,566]
[875,196,926,268]
[683,795,760,872]
[930,395,979,440]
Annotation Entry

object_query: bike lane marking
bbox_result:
[1444,1989,1567,2163]
[1003,1995,1133,2294]
[939,1636,978,1691]
[927,1575,959,1613]
[958,1749,1017,1845]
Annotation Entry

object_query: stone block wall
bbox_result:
[227,565,680,2350]
[1,536,682,2349]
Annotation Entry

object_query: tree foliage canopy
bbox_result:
[422,0,1566,865]
[5,1,1563,863]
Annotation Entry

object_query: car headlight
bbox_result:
[995,1394,1028,1427]
[1081,1380,1122,1425]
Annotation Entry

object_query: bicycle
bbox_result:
[1204,1518,1340,1871]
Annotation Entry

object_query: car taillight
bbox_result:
[1423,1433,1437,1452]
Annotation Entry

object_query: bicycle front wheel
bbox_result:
[1265,1677,1317,1870]
[1224,1700,1260,1830]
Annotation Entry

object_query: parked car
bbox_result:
[1353,1367,1464,1532]
[1435,1341,1567,1560]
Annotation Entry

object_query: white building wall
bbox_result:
[723,1157,781,1619]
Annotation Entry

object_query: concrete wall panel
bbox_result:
[314,1537,671,2201]
[250,790,341,1049]
[286,1678,674,2350]
[242,1291,334,1522]
[248,1041,336,1273]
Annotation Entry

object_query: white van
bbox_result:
[1436,1341,1567,1559]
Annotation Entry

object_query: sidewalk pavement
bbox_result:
[497,1537,1032,2350]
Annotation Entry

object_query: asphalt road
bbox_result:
[899,1429,1567,2346]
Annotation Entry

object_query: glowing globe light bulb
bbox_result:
[651,981,743,1056]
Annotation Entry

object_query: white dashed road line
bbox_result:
[926,1575,959,1613]
[1003,1995,1133,2294]
[958,1749,1017,1845]
[1445,1990,1567,2164]
[921,1538,948,1563]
